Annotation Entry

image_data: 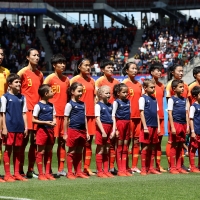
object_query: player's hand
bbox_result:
[86,133,90,141]
[102,131,107,139]
[171,127,176,135]
[191,132,196,138]
[52,119,57,126]
[115,130,119,138]
[2,128,8,137]
[144,128,149,134]
[24,129,28,138]
[63,134,68,141]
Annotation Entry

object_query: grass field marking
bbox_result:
[0,196,33,200]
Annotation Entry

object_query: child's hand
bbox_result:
[115,130,119,138]
[171,127,176,135]
[102,131,107,139]
[110,130,116,139]
[144,128,149,134]
[63,134,68,141]
[186,126,190,135]
[24,129,28,138]
[46,121,55,126]
[86,133,90,141]
[157,128,161,135]
[52,119,57,126]
[191,132,196,138]
[2,128,7,137]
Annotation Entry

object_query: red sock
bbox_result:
[170,145,176,171]
[67,152,74,174]
[0,142,2,164]
[189,146,196,169]
[36,152,43,176]
[4,151,11,176]
[83,143,92,169]
[166,143,171,167]
[28,144,37,172]
[155,137,162,169]
[116,144,123,172]
[141,149,147,172]
[13,151,20,176]
[57,145,66,172]
[109,141,116,169]
[122,145,128,171]
[132,143,140,168]
[103,153,109,173]
[149,149,155,170]
[96,154,103,173]
[176,147,182,170]
[181,148,184,166]
[74,153,82,174]
[44,151,52,175]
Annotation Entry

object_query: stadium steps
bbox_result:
[128,29,143,61]
[36,29,53,70]
[93,3,135,28]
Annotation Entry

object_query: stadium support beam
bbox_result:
[97,14,104,28]
[36,14,43,29]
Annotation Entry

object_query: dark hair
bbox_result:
[68,82,83,100]
[143,78,155,88]
[38,84,51,97]
[191,86,200,97]
[149,63,163,74]
[113,83,127,98]
[73,58,90,76]
[7,73,20,84]
[22,48,39,68]
[100,59,114,69]
[0,47,5,54]
[51,54,66,67]
[167,64,183,81]
[171,79,184,89]
[122,62,137,76]
[193,66,200,79]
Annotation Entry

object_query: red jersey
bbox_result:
[166,80,189,98]
[44,73,70,116]
[18,67,43,110]
[154,81,165,119]
[70,75,95,116]
[95,76,119,103]
[122,78,142,118]
[188,81,200,105]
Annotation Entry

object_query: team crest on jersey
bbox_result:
[103,107,106,109]
[176,101,179,103]
[43,108,46,110]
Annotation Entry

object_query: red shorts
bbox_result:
[116,120,130,141]
[67,128,87,147]
[36,128,55,146]
[86,116,96,135]
[3,132,24,146]
[169,122,186,143]
[27,110,37,130]
[130,118,141,138]
[95,123,113,145]
[139,127,158,144]
[54,116,64,137]
[159,119,165,136]
[190,135,200,149]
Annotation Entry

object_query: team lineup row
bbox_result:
[0,47,200,182]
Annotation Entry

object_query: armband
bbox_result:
[191,130,195,133]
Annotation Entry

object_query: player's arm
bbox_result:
[22,97,28,138]
[168,98,175,134]
[157,103,160,134]
[189,105,196,138]
[139,96,149,133]
[95,104,107,138]
[32,104,54,126]
[111,101,118,138]
[63,103,72,140]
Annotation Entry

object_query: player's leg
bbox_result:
[123,139,132,176]
[103,144,114,177]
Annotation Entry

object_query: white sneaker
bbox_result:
[57,170,67,176]
[131,167,141,173]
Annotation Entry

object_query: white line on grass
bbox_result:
[0,196,33,200]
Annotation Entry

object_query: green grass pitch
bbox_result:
[0,136,200,200]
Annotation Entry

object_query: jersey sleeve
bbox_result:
[112,101,118,116]
[166,81,172,97]
[0,96,7,112]
[64,103,72,116]
[95,104,101,117]
[189,105,195,119]
[168,98,174,110]
[23,97,28,112]
[139,97,145,110]
[33,104,41,117]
